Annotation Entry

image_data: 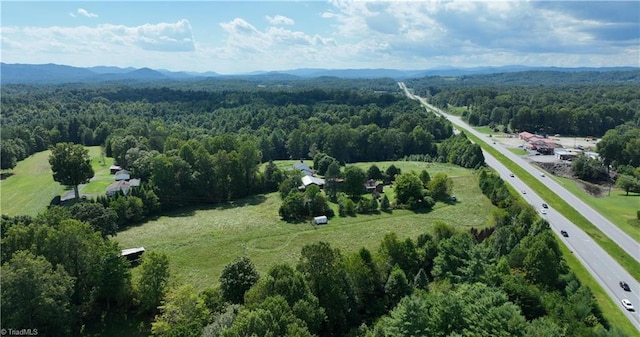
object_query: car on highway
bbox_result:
[621,299,634,311]
[540,209,547,215]
[509,173,514,177]
[540,173,545,177]
[542,203,549,209]
[620,281,631,292]
[522,190,526,194]
[560,230,569,237]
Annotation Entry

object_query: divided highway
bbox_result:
[399,82,638,262]
[399,82,640,331]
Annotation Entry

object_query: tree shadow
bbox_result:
[0,172,14,180]
[116,194,268,231]
[217,194,267,210]
[161,194,268,217]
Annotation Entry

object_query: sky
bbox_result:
[1,1,639,74]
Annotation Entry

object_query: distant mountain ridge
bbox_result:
[1,62,637,85]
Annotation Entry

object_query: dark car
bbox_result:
[620,281,631,292]
[560,230,569,237]
[542,203,549,209]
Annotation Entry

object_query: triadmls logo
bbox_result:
[1,328,39,336]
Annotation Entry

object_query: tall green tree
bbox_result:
[219,256,260,304]
[394,172,425,209]
[138,252,170,313]
[343,248,386,321]
[297,242,357,336]
[151,285,210,337]
[324,161,342,201]
[42,219,106,312]
[385,265,412,308]
[521,232,562,288]
[366,164,383,181]
[68,202,118,238]
[1,251,74,336]
[49,142,94,200]
[429,172,453,202]
[615,174,640,195]
[343,165,366,198]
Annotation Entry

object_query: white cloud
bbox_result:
[1,19,195,63]
[2,1,638,73]
[318,0,638,68]
[266,15,294,26]
[77,8,98,18]
[219,17,334,54]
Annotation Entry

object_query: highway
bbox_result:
[399,82,640,331]
[398,82,639,262]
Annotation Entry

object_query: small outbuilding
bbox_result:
[121,247,145,264]
[313,215,328,225]
[301,175,325,188]
[109,165,123,175]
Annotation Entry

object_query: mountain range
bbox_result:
[1,62,638,85]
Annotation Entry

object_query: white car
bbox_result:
[540,209,547,215]
[621,299,634,311]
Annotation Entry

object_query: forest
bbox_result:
[407,70,640,137]
[1,71,638,336]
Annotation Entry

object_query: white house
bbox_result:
[115,169,131,181]
[301,175,325,188]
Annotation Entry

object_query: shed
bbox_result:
[110,165,123,174]
[313,215,328,225]
[121,247,145,264]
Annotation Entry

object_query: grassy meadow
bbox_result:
[1,150,61,216]
[115,161,494,291]
[1,146,112,216]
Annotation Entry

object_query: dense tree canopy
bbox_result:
[408,71,640,137]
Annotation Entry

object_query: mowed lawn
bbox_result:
[116,162,495,291]
[1,150,62,216]
[1,146,111,216]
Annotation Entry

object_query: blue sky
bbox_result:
[1,1,638,74]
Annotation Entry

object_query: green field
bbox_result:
[554,176,640,241]
[115,161,494,291]
[507,148,530,156]
[445,105,467,116]
[1,146,112,216]
[1,150,62,216]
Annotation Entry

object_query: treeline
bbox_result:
[406,71,640,137]
[0,83,454,169]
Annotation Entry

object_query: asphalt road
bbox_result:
[399,82,640,330]
[399,82,639,262]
